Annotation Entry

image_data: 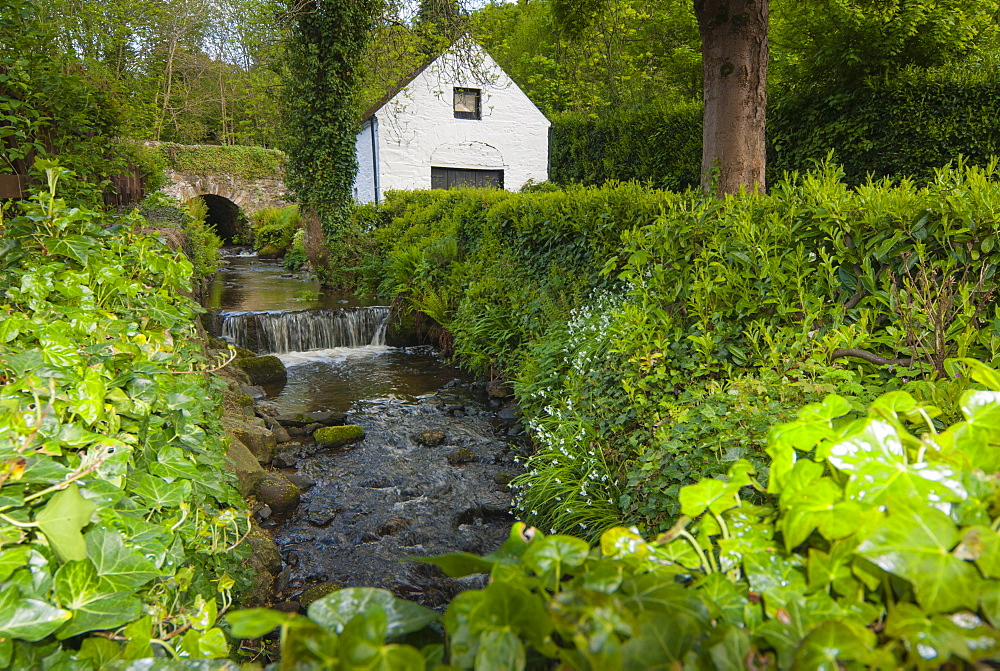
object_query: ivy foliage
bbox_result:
[151,142,286,183]
[0,166,250,668]
[282,0,382,225]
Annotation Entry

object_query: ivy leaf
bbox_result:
[791,620,877,669]
[954,525,1000,578]
[475,628,526,671]
[885,603,1000,667]
[958,390,1000,442]
[35,484,96,562]
[857,505,979,613]
[227,608,296,639]
[85,528,161,591]
[307,588,437,640]
[44,235,94,266]
[823,419,904,470]
[0,546,31,581]
[522,535,589,579]
[0,587,71,641]
[53,559,142,639]
[133,475,192,510]
[870,390,918,419]
[622,611,701,667]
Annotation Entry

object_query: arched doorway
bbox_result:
[187,194,250,244]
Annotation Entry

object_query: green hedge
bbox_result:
[549,57,1000,191]
[549,101,702,191]
[769,57,1000,185]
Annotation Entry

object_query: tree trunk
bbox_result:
[694,0,768,195]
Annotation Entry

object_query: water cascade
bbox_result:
[219,306,390,354]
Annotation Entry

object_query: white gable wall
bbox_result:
[357,42,549,201]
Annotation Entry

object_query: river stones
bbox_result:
[237,355,288,386]
[314,425,365,449]
[276,411,347,428]
[486,380,514,399]
[222,416,278,465]
[415,429,446,447]
[377,518,410,537]
[257,473,301,514]
[225,436,265,496]
[446,447,476,465]
[299,582,341,607]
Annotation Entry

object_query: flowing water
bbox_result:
[206,255,522,608]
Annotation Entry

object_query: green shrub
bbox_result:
[180,196,224,278]
[283,228,308,271]
[0,166,249,667]
[550,99,702,191]
[252,204,301,253]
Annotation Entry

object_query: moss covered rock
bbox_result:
[447,447,476,465]
[236,355,287,385]
[242,524,281,607]
[257,244,283,259]
[225,436,266,496]
[257,473,301,514]
[299,582,341,607]
[222,416,278,465]
[415,429,446,447]
[314,424,365,448]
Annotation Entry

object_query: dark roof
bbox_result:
[360,55,438,122]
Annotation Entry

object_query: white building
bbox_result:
[353,39,551,203]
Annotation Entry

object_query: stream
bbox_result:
[206,254,524,609]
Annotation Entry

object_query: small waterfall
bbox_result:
[219,306,390,354]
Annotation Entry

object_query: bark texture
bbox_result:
[694,0,768,195]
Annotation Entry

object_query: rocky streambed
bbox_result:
[218,344,526,613]
[207,257,527,613]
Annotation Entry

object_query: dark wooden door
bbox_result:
[431,167,504,190]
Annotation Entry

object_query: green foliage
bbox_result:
[282,0,382,285]
[283,228,308,271]
[771,0,1000,86]
[357,161,1000,543]
[414,375,1000,667]
[229,587,437,668]
[252,205,301,253]
[239,377,1000,667]
[550,100,702,191]
[769,57,1000,186]
[152,143,285,183]
[180,196,224,278]
[0,166,250,667]
[0,0,134,207]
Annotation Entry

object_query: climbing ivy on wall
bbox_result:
[282,0,382,276]
[151,143,285,183]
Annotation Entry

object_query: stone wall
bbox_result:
[162,170,288,214]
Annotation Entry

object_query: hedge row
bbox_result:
[549,57,1000,189]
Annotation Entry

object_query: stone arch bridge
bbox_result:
[152,142,288,243]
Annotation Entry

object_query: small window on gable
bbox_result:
[453,87,481,120]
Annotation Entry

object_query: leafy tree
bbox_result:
[282,0,383,281]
